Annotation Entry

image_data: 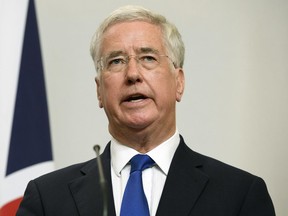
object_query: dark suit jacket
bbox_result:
[17,136,275,215]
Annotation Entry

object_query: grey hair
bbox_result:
[90,5,185,74]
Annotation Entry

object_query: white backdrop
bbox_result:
[35,0,287,215]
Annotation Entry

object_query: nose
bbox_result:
[125,56,143,85]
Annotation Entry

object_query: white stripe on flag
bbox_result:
[0,162,54,207]
[0,0,29,181]
[0,0,54,212]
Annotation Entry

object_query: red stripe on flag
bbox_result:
[0,197,22,216]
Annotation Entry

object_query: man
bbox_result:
[17,5,275,216]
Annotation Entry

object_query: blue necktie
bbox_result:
[120,154,155,216]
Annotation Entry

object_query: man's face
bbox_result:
[96,21,184,139]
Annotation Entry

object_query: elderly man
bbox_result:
[17,5,275,216]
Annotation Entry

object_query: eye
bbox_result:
[140,55,158,63]
[107,57,126,66]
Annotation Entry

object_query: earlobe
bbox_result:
[95,77,103,108]
[176,69,185,102]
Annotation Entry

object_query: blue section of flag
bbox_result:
[6,0,53,176]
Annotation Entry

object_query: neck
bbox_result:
[109,123,176,153]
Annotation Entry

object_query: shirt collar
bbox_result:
[110,130,180,177]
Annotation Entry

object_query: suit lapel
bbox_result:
[156,137,209,216]
[69,143,116,216]
[67,138,208,216]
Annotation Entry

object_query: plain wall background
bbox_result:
[35,0,287,215]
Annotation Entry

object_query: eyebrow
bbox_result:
[137,47,160,54]
[104,47,160,59]
[105,50,126,59]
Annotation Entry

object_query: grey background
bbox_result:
[35,1,288,215]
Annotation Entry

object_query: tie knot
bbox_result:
[130,154,155,173]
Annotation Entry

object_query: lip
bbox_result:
[123,93,148,102]
[121,92,151,106]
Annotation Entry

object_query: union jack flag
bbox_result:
[0,0,54,215]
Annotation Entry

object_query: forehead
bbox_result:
[100,21,166,55]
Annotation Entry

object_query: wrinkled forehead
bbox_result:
[99,21,166,57]
[103,47,160,58]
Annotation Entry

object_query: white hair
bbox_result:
[90,5,185,74]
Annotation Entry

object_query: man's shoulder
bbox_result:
[177,140,268,197]
[33,158,95,185]
[193,150,257,180]
[178,137,259,182]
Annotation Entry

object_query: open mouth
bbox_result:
[124,94,148,103]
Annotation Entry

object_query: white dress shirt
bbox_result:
[110,130,180,216]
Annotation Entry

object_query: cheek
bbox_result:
[150,75,177,103]
[101,76,122,105]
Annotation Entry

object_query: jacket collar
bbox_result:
[68,136,209,216]
[68,143,116,216]
[156,135,209,216]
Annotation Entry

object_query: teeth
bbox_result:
[127,95,145,102]
[130,98,143,102]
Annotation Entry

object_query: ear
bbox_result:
[95,77,103,108]
[175,68,185,102]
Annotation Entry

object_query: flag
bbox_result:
[0,0,54,215]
